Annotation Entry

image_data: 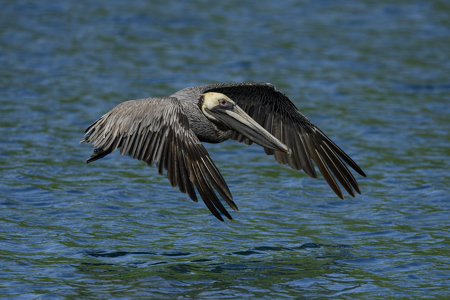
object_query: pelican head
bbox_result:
[199,92,291,154]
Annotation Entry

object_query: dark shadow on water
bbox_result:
[83,243,350,259]
[84,249,158,257]
[70,243,363,297]
[84,249,192,258]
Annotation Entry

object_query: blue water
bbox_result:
[1,0,449,298]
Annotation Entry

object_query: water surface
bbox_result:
[1,0,449,298]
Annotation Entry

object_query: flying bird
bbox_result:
[81,82,366,221]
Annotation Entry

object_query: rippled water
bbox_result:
[1,0,449,298]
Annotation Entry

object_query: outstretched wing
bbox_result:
[80,97,237,221]
[175,82,366,199]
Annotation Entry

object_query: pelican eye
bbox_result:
[219,99,228,106]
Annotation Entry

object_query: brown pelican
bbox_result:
[81,82,366,221]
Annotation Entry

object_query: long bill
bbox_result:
[208,105,291,155]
